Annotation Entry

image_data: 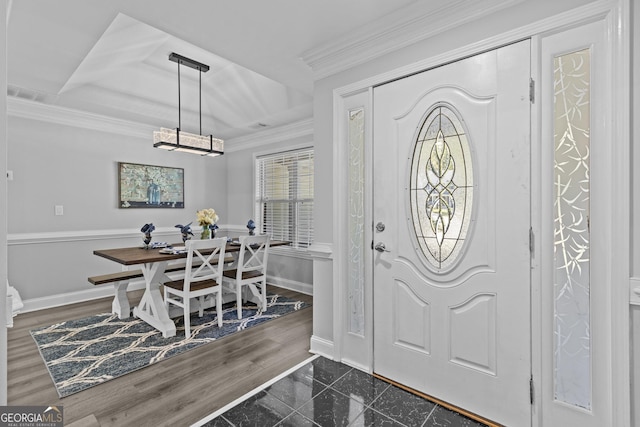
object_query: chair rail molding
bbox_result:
[7,227,182,245]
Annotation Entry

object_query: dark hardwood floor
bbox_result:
[7,286,313,427]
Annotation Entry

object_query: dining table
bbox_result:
[93,239,289,338]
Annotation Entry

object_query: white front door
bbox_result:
[373,41,531,426]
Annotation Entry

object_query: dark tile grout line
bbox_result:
[197,355,491,427]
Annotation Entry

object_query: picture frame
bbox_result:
[118,162,184,208]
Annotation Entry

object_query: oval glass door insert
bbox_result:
[410,104,474,270]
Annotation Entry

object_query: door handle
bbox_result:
[374,242,390,253]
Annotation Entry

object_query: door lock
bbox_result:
[376,222,386,232]
[374,242,390,252]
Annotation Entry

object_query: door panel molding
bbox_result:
[449,292,497,375]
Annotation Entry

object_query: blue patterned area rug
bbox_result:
[30,294,310,398]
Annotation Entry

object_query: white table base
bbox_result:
[132,261,176,338]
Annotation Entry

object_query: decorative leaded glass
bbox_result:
[553,48,591,410]
[410,104,473,270]
[348,108,365,336]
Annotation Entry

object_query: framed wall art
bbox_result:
[118,162,184,208]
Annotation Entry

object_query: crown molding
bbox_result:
[225,118,313,153]
[7,96,313,151]
[301,0,524,80]
[7,96,154,139]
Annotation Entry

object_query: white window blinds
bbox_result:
[256,148,314,249]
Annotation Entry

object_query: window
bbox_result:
[256,148,314,249]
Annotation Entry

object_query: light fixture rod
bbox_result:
[168,52,209,73]
[177,59,181,132]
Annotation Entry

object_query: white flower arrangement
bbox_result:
[196,208,219,226]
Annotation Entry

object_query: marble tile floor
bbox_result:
[196,356,488,427]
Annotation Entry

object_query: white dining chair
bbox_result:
[163,237,227,338]
[222,235,271,319]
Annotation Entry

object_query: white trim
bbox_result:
[307,242,333,260]
[225,119,313,153]
[609,2,632,425]
[332,89,374,370]
[19,280,147,313]
[301,0,524,80]
[7,97,313,153]
[250,142,314,160]
[530,33,544,427]
[191,354,320,427]
[340,357,371,375]
[629,278,640,306]
[267,276,312,296]
[224,225,313,260]
[7,97,153,139]
[333,1,617,99]
[7,227,186,245]
[309,335,334,359]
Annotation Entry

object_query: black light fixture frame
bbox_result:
[153,52,223,157]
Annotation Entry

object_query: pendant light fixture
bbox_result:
[153,52,224,157]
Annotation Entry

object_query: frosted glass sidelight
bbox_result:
[410,104,473,270]
[348,108,365,336]
[553,48,591,410]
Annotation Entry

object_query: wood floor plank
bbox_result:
[8,285,313,427]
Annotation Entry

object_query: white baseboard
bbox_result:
[340,357,371,374]
[310,335,334,359]
[19,275,311,314]
[20,280,147,313]
[268,276,313,296]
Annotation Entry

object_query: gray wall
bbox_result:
[8,116,227,234]
[6,112,229,301]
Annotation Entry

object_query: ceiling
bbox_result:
[6,0,464,143]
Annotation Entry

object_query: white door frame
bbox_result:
[331,1,630,426]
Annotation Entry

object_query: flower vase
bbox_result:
[201,226,211,240]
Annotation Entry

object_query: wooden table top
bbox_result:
[94,240,290,266]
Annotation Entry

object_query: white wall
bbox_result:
[1,0,8,406]
[630,0,639,422]
[633,0,640,280]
